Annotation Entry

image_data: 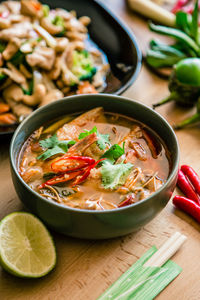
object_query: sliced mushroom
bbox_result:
[2,37,21,60]
[39,89,63,107]
[55,8,72,21]
[55,37,69,52]
[65,31,87,41]
[1,62,26,84]
[49,54,62,80]
[40,17,63,35]
[64,17,87,33]
[3,1,21,14]
[3,83,24,102]
[0,21,32,40]
[71,40,85,51]
[42,72,57,91]
[20,0,42,18]
[23,84,46,106]
[19,64,32,78]
[26,46,55,70]
[61,64,79,86]
[79,16,91,27]
[0,17,11,29]
[7,98,33,118]
[0,78,12,91]
[33,24,57,48]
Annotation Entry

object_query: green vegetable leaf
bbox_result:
[146,49,185,68]
[37,134,76,160]
[42,4,50,17]
[78,126,110,150]
[101,161,133,190]
[72,50,97,81]
[191,0,199,44]
[78,126,97,140]
[52,15,64,28]
[21,79,33,95]
[101,143,125,164]
[10,50,25,66]
[176,11,192,36]
[39,134,58,149]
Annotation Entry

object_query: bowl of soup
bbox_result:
[10,94,179,239]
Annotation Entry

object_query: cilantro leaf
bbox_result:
[37,134,76,160]
[97,132,110,150]
[101,161,133,190]
[78,126,97,140]
[78,126,110,150]
[101,143,125,164]
[39,134,58,149]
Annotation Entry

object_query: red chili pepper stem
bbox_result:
[181,165,200,196]
[173,195,200,223]
[177,170,200,205]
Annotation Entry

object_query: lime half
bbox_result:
[0,212,56,278]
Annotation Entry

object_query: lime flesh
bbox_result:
[0,212,56,278]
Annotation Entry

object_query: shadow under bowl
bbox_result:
[10,94,179,239]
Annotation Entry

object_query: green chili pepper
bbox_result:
[146,49,185,68]
[153,58,200,108]
[150,40,187,57]
[149,22,200,55]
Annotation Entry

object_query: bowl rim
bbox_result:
[10,94,179,215]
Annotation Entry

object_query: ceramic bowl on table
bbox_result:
[0,0,141,136]
[10,94,179,239]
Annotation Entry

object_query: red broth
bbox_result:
[19,107,171,210]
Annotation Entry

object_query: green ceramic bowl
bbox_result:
[10,94,179,239]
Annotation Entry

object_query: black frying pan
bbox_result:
[0,0,142,136]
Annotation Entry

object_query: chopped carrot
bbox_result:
[0,102,10,114]
[31,1,42,11]
[0,113,17,125]
[77,81,98,94]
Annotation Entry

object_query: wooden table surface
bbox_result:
[1,1,200,299]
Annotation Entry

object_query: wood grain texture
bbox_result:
[1,1,200,299]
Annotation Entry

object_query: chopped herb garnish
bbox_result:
[101,161,133,190]
[52,15,64,28]
[10,50,25,67]
[42,4,50,17]
[101,143,125,164]
[37,134,76,160]
[78,126,110,150]
[21,79,33,95]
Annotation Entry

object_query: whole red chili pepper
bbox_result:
[177,170,200,205]
[39,169,84,189]
[51,156,95,173]
[181,165,200,196]
[173,195,200,223]
[71,158,106,186]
